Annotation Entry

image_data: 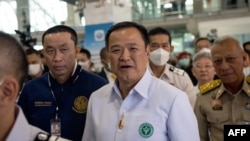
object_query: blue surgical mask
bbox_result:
[178,58,190,68]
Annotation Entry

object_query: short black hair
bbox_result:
[148,27,172,45]
[105,21,149,49]
[99,47,108,60]
[42,25,77,46]
[243,41,250,52]
[25,48,40,56]
[0,31,28,89]
[195,37,212,46]
[80,48,91,59]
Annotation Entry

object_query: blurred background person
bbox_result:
[25,48,45,81]
[176,51,192,69]
[76,47,96,72]
[39,50,49,73]
[167,46,178,66]
[243,41,250,76]
[188,37,213,85]
[176,51,197,85]
[0,31,44,141]
[194,37,212,53]
[98,47,116,83]
[147,27,196,108]
[0,31,69,141]
[192,48,216,95]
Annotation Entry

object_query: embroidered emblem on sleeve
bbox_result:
[72,96,88,113]
[138,123,154,138]
[200,79,222,95]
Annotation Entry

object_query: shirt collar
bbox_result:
[113,69,152,99]
[242,77,250,97]
[215,76,250,98]
[6,106,32,141]
[147,63,171,79]
[104,68,116,82]
[49,59,78,78]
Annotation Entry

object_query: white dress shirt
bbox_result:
[6,106,46,141]
[82,70,199,141]
[148,63,196,108]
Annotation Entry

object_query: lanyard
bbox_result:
[47,69,81,119]
[48,74,59,119]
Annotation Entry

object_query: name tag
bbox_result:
[34,101,52,106]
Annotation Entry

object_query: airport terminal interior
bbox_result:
[0,0,250,66]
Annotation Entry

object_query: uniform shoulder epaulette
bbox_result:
[246,75,250,84]
[169,66,185,76]
[199,79,222,95]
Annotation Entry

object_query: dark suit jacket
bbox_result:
[97,68,108,82]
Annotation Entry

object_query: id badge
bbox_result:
[50,118,61,136]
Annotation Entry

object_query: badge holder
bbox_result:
[50,117,61,136]
[51,108,61,136]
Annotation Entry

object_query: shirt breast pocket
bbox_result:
[207,112,229,124]
[242,110,250,124]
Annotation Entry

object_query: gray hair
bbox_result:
[192,48,212,66]
[211,36,244,52]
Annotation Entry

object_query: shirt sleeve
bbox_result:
[82,95,95,141]
[167,92,200,141]
[194,95,210,141]
[183,72,197,108]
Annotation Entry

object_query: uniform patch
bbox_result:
[212,99,223,110]
[169,66,185,76]
[200,79,222,95]
[72,96,88,113]
[247,76,250,84]
[138,123,154,138]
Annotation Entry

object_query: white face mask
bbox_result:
[107,63,111,71]
[149,48,170,66]
[78,61,90,71]
[28,64,41,76]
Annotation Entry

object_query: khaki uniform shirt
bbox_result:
[194,77,250,141]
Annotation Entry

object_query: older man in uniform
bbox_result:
[194,36,250,141]
[147,27,196,108]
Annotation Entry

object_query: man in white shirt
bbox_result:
[82,21,199,141]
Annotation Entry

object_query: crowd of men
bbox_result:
[1,21,250,141]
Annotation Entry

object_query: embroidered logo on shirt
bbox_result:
[72,96,88,113]
[138,123,154,138]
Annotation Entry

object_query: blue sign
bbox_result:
[83,22,113,54]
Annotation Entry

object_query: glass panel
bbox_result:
[29,0,67,31]
[0,1,17,34]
